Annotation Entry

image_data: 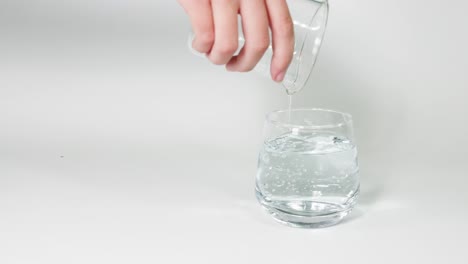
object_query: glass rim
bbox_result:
[265,108,353,130]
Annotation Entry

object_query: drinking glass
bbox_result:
[256,109,360,228]
[188,0,329,94]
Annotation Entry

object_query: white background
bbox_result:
[1,0,468,263]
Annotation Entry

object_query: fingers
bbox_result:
[179,0,215,53]
[207,0,240,65]
[179,0,294,81]
[226,0,270,72]
[265,0,294,82]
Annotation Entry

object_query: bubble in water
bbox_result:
[275,180,285,187]
[256,132,359,216]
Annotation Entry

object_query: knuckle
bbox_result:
[197,31,215,47]
[217,42,238,56]
[276,19,294,37]
[208,52,229,65]
[251,39,270,53]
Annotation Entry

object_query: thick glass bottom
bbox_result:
[255,188,359,228]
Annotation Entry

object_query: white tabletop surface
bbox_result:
[2,145,468,264]
[1,1,468,263]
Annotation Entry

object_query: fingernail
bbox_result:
[274,71,286,82]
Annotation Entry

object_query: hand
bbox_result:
[178,0,294,82]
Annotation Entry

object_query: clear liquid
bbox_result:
[256,132,360,218]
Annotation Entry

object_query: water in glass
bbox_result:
[256,129,359,228]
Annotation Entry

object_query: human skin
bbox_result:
[178,0,294,82]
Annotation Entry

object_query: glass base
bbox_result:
[256,189,359,228]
